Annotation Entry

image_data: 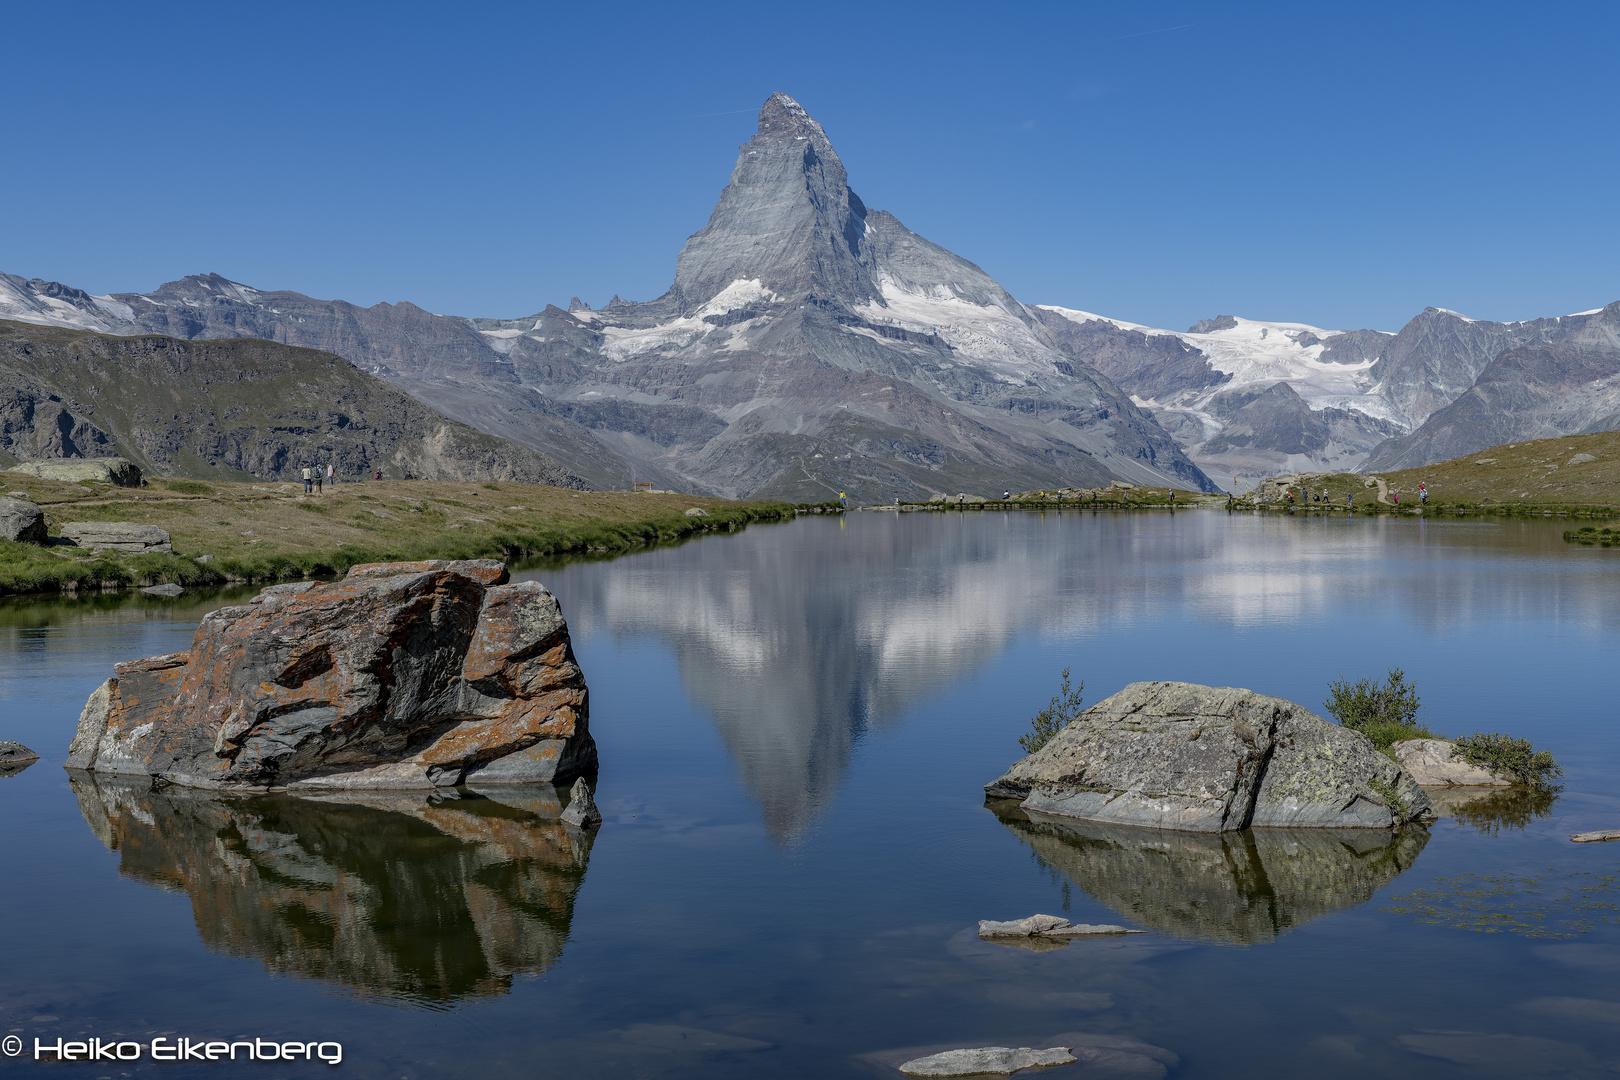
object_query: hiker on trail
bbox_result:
[1420,482,1428,505]
[301,465,313,494]
[374,469,382,481]
[1348,493,1353,511]
[1287,489,1294,505]
[838,491,846,508]
[327,462,335,487]
[1392,489,1400,505]
[314,467,323,495]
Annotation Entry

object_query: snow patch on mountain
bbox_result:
[696,278,778,317]
[855,278,1058,382]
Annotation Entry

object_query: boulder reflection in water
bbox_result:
[70,774,596,1004]
[990,802,1429,945]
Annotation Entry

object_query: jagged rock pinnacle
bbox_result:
[670,93,879,312]
[756,92,828,141]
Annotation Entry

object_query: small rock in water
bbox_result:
[560,777,602,827]
[1570,830,1620,844]
[978,914,1142,940]
[141,583,185,597]
[0,741,41,776]
[898,1046,1076,1077]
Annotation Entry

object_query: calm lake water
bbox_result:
[3,509,1619,1078]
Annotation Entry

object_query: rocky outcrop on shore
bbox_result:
[65,559,594,790]
[0,496,45,542]
[6,457,142,486]
[986,682,1430,831]
[59,521,172,553]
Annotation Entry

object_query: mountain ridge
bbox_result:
[5,93,1616,487]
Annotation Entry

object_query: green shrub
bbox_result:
[1020,667,1085,754]
[1325,668,1436,750]
[162,479,214,495]
[1455,732,1563,791]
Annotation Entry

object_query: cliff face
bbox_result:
[0,319,585,486]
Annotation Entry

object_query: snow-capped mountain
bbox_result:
[1030,303,1620,483]
[5,93,1616,487]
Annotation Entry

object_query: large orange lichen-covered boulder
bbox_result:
[65,560,595,790]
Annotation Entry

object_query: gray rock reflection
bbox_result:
[991,802,1430,944]
[69,774,594,1004]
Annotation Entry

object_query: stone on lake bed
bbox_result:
[898,1046,1076,1077]
[140,583,184,596]
[978,914,1142,939]
[64,560,596,790]
[986,682,1430,832]
[1570,830,1620,844]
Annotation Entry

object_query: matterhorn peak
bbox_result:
[756,92,829,143]
[670,92,878,313]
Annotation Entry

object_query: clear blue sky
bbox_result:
[3,1,1616,332]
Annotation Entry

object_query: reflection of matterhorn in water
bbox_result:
[71,774,595,1004]
[537,518,1100,841]
[991,803,1429,945]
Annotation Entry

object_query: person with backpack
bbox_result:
[301,464,313,494]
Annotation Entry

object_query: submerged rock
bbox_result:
[977,914,1141,939]
[898,1046,1076,1077]
[65,560,595,790]
[0,740,40,776]
[0,496,46,543]
[1570,830,1620,844]
[986,682,1430,831]
[140,583,185,596]
[1393,738,1512,786]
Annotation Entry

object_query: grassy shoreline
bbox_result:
[0,477,797,597]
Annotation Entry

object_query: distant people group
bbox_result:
[301,463,338,494]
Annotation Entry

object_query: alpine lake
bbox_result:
[2,507,1618,1079]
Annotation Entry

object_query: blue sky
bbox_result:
[3,1,1616,332]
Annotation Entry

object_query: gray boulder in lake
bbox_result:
[0,496,46,543]
[0,740,40,776]
[986,682,1430,830]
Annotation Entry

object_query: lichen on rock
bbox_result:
[986,681,1430,831]
[64,560,594,790]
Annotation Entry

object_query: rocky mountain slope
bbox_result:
[0,96,1213,501]
[0,320,584,486]
[1364,303,1620,470]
